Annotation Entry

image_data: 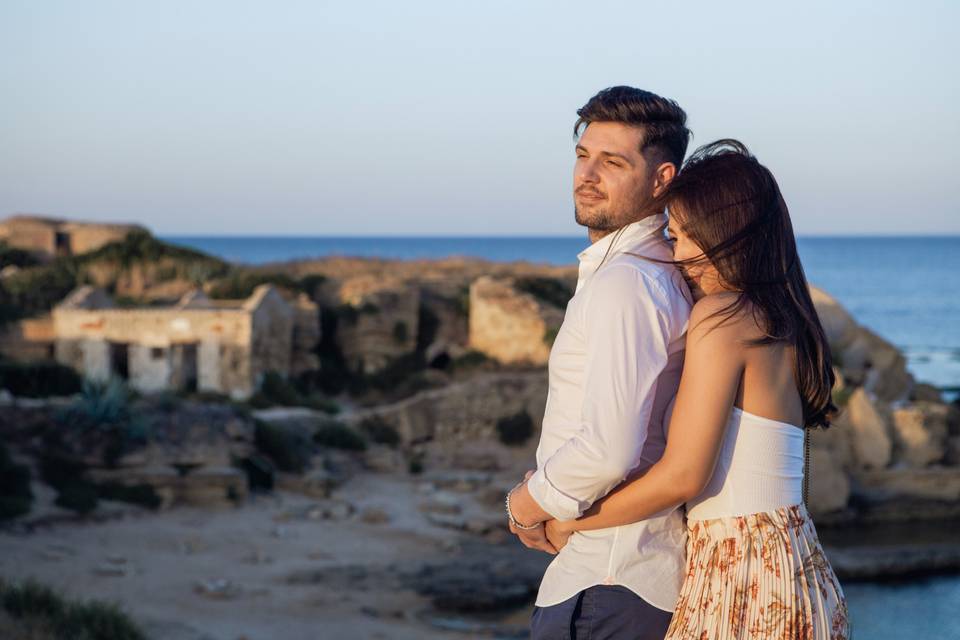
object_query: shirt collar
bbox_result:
[577,213,668,264]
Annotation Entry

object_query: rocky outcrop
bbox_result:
[891,402,949,467]
[807,446,851,514]
[347,371,548,448]
[418,288,470,367]
[803,287,959,521]
[335,275,420,375]
[810,286,913,402]
[843,388,893,470]
[467,276,566,366]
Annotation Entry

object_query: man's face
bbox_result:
[573,122,658,232]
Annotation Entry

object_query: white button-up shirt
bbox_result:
[527,213,693,611]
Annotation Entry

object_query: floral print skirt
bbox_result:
[665,504,850,640]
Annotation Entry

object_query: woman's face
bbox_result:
[666,214,724,299]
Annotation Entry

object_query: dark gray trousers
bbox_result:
[530,585,673,640]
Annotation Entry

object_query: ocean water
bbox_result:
[165,234,960,393]
[164,234,960,640]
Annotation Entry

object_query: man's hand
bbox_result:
[507,469,557,554]
[509,520,557,555]
[545,519,574,552]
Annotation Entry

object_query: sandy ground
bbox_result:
[0,469,526,640]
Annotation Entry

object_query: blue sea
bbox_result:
[163,234,960,639]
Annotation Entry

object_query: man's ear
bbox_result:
[652,162,677,197]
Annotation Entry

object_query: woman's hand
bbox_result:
[544,519,574,552]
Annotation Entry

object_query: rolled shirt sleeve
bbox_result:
[527,264,675,521]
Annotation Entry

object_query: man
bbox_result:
[505,86,693,639]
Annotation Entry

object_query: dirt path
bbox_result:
[0,471,506,640]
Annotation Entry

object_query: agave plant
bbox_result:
[55,377,150,465]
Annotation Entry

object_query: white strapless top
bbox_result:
[686,406,805,521]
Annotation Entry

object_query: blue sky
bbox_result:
[1,1,957,236]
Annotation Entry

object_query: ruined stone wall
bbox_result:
[249,288,295,387]
[0,219,57,254]
[0,216,143,258]
[336,276,420,374]
[290,294,321,376]
[349,371,549,446]
[52,307,253,396]
[0,315,55,360]
[63,223,142,255]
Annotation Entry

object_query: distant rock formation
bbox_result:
[0,214,146,260]
[808,287,960,522]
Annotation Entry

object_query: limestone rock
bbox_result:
[810,286,913,401]
[911,383,943,403]
[891,402,948,467]
[809,419,855,470]
[335,275,420,375]
[86,465,246,509]
[467,276,565,366]
[346,371,547,446]
[809,285,859,350]
[844,388,893,469]
[807,446,850,515]
[419,288,470,368]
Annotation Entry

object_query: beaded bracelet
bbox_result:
[505,483,540,530]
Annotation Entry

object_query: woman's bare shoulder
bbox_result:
[688,293,765,344]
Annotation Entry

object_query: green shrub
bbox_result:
[0,261,80,320]
[496,411,534,446]
[2,579,66,620]
[393,321,408,344]
[250,371,339,413]
[456,285,470,317]
[258,371,301,406]
[515,277,573,309]
[236,453,275,491]
[207,270,326,300]
[359,416,401,447]
[451,350,492,370]
[55,378,149,466]
[254,420,312,473]
[0,443,33,521]
[38,452,87,492]
[408,451,425,474]
[208,271,300,299]
[0,361,83,398]
[314,421,367,451]
[298,393,339,414]
[297,273,327,295]
[54,484,99,514]
[0,242,41,269]
[415,304,440,353]
[95,482,162,510]
[0,578,146,640]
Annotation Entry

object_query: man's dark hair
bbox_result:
[574,86,691,169]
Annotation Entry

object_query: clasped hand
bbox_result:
[508,470,574,554]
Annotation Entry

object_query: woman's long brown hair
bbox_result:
[654,139,837,428]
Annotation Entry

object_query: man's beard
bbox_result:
[574,205,619,231]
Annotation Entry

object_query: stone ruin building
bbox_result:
[0,214,146,260]
[51,285,319,399]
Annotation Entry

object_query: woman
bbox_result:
[545,140,850,639]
